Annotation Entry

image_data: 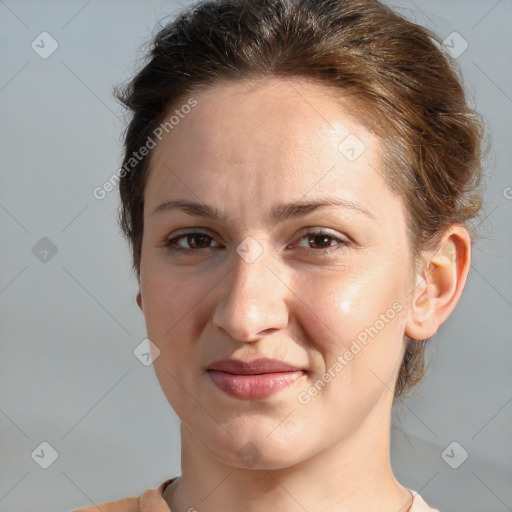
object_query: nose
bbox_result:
[211,242,290,342]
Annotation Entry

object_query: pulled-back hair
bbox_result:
[115,0,485,400]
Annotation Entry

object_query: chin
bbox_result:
[202,428,310,471]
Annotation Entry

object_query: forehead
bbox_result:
[144,77,401,227]
[163,77,373,159]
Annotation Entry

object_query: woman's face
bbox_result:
[139,77,415,469]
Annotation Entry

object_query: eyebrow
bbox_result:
[150,196,377,223]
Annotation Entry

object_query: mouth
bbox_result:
[206,357,306,400]
[207,369,306,400]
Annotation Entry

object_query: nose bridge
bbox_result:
[212,238,288,341]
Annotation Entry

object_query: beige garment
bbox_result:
[73,478,440,512]
[73,478,175,512]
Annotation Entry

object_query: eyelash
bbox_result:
[162,229,350,257]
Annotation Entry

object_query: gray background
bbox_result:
[0,1,511,511]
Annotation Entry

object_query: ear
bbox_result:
[405,225,472,341]
[136,288,143,311]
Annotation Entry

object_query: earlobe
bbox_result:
[405,226,471,341]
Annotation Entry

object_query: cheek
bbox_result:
[293,268,407,430]
[295,263,407,372]
[141,264,204,414]
[140,258,204,342]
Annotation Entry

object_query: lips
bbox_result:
[207,357,302,374]
[207,357,305,400]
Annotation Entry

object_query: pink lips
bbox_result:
[207,358,305,400]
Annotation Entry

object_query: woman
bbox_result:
[75,0,484,510]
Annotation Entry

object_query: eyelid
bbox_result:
[293,227,348,242]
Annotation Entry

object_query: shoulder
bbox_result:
[72,478,176,512]
[410,489,441,512]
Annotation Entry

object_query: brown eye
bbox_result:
[165,231,219,251]
[307,233,337,250]
[185,234,212,249]
[293,229,350,256]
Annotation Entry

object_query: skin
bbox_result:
[136,77,471,512]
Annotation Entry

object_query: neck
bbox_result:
[164,393,412,512]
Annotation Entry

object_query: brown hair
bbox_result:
[115,0,485,401]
